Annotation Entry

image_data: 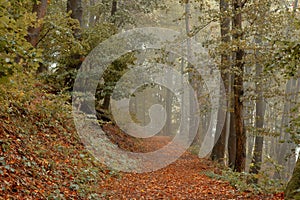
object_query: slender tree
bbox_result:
[211,0,231,164]
[249,37,266,177]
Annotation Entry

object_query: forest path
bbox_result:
[99,136,281,199]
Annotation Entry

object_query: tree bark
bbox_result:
[164,83,173,136]
[211,0,230,164]
[228,106,237,168]
[110,0,118,25]
[249,36,266,178]
[89,0,96,27]
[27,0,48,48]
[232,0,246,172]
[111,0,117,16]
[67,0,83,27]
[26,0,48,73]
[184,0,196,142]
[274,80,293,179]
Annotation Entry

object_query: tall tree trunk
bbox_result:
[211,0,230,164]
[249,83,265,176]
[274,80,293,179]
[249,35,266,177]
[232,0,246,172]
[184,0,196,143]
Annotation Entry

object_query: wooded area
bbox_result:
[0,0,299,199]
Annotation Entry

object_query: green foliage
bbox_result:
[269,40,300,79]
[204,166,285,194]
[86,0,165,27]
[188,144,201,155]
[0,0,41,81]
[265,15,300,79]
[38,3,139,102]
[274,17,300,146]
[36,0,167,95]
[39,4,116,92]
[97,53,136,101]
[287,114,300,145]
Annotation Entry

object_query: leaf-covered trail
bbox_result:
[100,136,283,199]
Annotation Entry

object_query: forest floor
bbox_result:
[0,102,285,200]
[99,131,284,200]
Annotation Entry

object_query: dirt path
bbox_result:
[100,136,283,199]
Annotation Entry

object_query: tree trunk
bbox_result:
[211,0,230,164]
[274,80,293,179]
[247,135,254,167]
[110,0,118,25]
[232,0,246,172]
[164,85,172,136]
[249,36,266,177]
[26,0,48,73]
[102,93,111,110]
[285,157,300,199]
[184,0,196,142]
[111,0,117,16]
[67,0,83,27]
[27,0,48,48]
[293,0,299,12]
[89,0,96,27]
[228,74,236,169]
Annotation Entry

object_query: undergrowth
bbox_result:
[203,166,286,195]
[0,74,117,199]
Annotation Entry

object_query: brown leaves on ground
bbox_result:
[100,134,284,200]
[0,87,285,199]
[0,83,108,199]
